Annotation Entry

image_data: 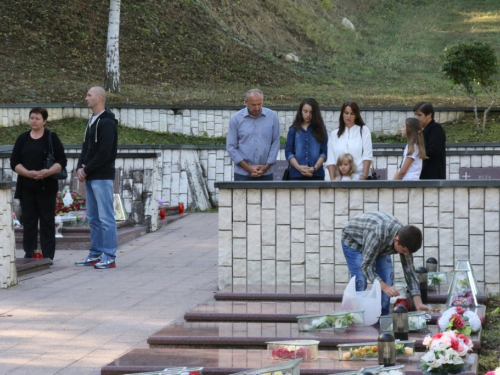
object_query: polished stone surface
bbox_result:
[184,301,486,325]
[147,321,481,350]
[101,348,478,375]
[214,285,488,304]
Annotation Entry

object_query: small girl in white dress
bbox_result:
[393,118,428,180]
[335,153,359,180]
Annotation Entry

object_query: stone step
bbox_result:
[15,221,146,250]
[214,285,488,304]
[15,258,52,276]
[184,301,486,325]
[146,321,481,350]
[100,348,478,375]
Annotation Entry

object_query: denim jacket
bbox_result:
[285,125,328,178]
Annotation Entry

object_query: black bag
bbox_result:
[45,131,68,180]
[282,166,290,181]
[366,168,380,180]
[282,128,295,181]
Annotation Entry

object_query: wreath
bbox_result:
[437,306,482,336]
[55,190,86,214]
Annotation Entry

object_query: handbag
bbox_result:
[360,126,379,180]
[45,131,68,180]
[282,128,296,181]
[366,167,380,180]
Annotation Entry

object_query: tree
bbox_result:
[442,42,498,132]
[104,0,121,93]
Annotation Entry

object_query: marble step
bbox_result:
[147,321,481,350]
[101,348,478,375]
[214,285,487,304]
[184,301,485,325]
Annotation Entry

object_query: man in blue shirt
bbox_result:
[226,89,280,181]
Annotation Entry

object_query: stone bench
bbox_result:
[100,348,478,375]
[147,321,481,350]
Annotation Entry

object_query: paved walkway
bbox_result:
[0,213,219,375]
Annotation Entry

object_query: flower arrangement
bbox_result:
[298,310,364,330]
[338,341,414,361]
[420,331,473,374]
[438,307,482,336]
[485,367,500,375]
[55,190,86,214]
[271,346,312,360]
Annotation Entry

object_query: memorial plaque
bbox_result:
[273,160,290,180]
[459,167,500,180]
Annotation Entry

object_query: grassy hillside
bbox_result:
[0,0,499,106]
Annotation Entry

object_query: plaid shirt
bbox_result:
[342,212,420,296]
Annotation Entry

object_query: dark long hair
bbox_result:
[291,98,327,143]
[337,101,365,137]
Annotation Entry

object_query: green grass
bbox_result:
[1,0,499,106]
[2,112,500,147]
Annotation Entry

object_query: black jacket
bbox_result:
[420,119,446,179]
[77,108,118,180]
[10,128,67,199]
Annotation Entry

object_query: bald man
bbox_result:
[75,86,119,269]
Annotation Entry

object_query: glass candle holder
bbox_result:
[377,332,396,367]
[392,305,409,341]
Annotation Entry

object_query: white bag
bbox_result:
[341,276,382,325]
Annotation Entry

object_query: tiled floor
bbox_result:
[0,213,218,375]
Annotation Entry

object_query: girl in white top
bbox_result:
[335,153,359,180]
[393,118,428,180]
[325,101,373,180]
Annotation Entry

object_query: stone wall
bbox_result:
[0,182,17,288]
[3,145,500,212]
[216,180,500,296]
[1,153,160,232]
[0,104,466,136]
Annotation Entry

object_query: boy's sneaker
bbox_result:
[75,256,101,266]
[94,258,116,269]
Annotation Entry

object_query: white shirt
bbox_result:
[325,125,373,178]
[401,144,422,180]
[335,175,360,181]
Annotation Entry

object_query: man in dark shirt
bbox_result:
[414,102,446,179]
[75,86,118,269]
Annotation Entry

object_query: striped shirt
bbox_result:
[342,211,420,296]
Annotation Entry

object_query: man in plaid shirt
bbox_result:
[342,211,431,315]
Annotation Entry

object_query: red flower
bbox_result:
[452,314,466,329]
[457,333,471,345]
[450,338,459,350]
[433,333,443,340]
[455,307,466,314]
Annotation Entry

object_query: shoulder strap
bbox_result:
[47,130,54,153]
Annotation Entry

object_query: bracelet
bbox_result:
[362,174,368,178]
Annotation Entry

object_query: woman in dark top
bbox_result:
[285,98,328,180]
[413,102,446,179]
[10,107,67,261]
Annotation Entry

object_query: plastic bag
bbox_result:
[341,276,381,325]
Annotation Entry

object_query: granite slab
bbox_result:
[101,348,478,375]
[147,321,480,350]
[184,301,486,326]
[214,286,487,304]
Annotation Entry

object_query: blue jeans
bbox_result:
[86,179,117,260]
[342,241,394,316]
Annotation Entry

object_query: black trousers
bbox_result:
[20,185,57,260]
